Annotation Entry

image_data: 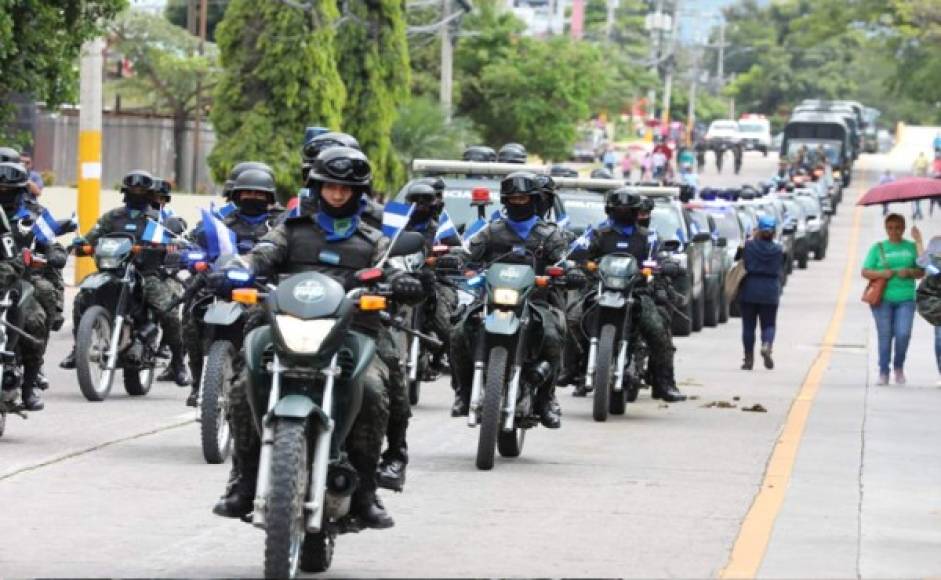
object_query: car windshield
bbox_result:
[559,192,605,231]
[706,210,741,242]
[650,205,687,241]
[787,140,842,165]
[796,196,820,217]
[712,121,738,131]
[739,123,764,133]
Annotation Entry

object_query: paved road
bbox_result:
[1,146,939,577]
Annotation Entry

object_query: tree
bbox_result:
[110,10,218,187]
[472,36,606,161]
[164,0,228,41]
[391,96,479,169]
[0,0,127,146]
[208,0,345,203]
[334,0,411,194]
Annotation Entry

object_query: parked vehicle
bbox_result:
[685,207,727,328]
[738,114,772,155]
[781,111,854,186]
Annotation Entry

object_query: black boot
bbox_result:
[212,456,257,518]
[377,455,407,492]
[760,343,774,370]
[741,351,754,371]
[160,348,191,386]
[652,384,687,402]
[186,386,199,408]
[451,389,469,417]
[536,387,561,429]
[60,346,76,369]
[21,382,44,411]
[352,489,395,529]
[36,369,49,391]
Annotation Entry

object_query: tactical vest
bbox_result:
[225,212,281,254]
[281,219,382,289]
[481,220,559,273]
[594,226,650,262]
[101,207,166,272]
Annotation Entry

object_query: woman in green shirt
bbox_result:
[861,214,924,385]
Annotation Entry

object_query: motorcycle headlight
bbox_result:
[603,276,629,290]
[96,256,122,270]
[492,288,520,306]
[806,220,821,232]
[275,315,337,355]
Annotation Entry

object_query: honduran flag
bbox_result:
[434,210,460,244]
[31,208,66,244]
[212,200,237,220]
[199,208,237,260]
[461,216,488,251]
[141,219,172,245]
[569,225,595,252]
[381,201,415,239]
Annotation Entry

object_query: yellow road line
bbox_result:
[719,203,865,578]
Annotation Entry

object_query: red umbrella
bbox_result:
[857,177,941,206]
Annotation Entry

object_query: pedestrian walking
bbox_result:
[738,215,784,370]
[602,146,617,176]
[861,215,924,385]
[913,152,929,219]
[915,235,941,385]
[620,152,633,181]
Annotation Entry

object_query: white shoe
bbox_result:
[894,369,906,385]
[877,373,889,386]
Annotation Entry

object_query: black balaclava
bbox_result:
[236,193,270,217]
[506,198,536,222]
[0,189,21,214]
[637,212,651,228]
[411,200,434,224]
[124,190,151,211]
[610,207,637,227]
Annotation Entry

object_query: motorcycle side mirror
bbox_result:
[715,237,728,248]
[783,225,797,234]
[692,232,712,243]
[660,240,681,253]
[389,231,425,257]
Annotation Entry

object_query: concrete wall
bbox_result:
[30,108,217,193]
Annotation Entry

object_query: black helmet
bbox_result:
[155,178,172,199]
[225,161,275,201]
[638,197,654,213]
[0,147,21,163]
[462,145,497,162]
[415,176,446,197]
[533,174,556,218]
[309,147,371,219]
[405,182,436,204]
[232,168,276,195]
[590,167,614,180]
[121,170,157,194]
[303,132,361,163]
[498,143,527,164]
[500,171,540,222]
[605,187,643,225]
[550,164,578,178]
[0,161,28,190]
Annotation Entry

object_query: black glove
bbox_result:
[418,268,436,292]
[47,252,67,269]
[391,274,424,305]
[437,254,463,271]
[207,271,233,297]
[565,268,587,288]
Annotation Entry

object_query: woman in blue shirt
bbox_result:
[739,215,784,370]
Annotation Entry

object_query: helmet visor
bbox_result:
[123,173,155,191]
[0,164,26,186]
[500,175,538,196]
[323,157,371,181]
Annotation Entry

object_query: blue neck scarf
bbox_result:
[10,203,30,222]
[506,215,539,240]
[316,211,360,242]
[603,219,635,237]
[238,212,270,226]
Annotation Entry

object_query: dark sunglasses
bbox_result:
[324,157,370,180]
[123,173,155,190]
[500,176,537,196]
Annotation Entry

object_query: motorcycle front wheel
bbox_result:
[476,346,508,470]
[264,419,309,580]
[593,325,615,422]
[76,305,114,402]
[300,529,336,573]
[123,365,154,396]
[200,340,235,464]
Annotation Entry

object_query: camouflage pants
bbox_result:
[378,325,409,463]
[450,300,564,399]
[424,283,456,361]
[72,274,182,350]
[19,294,48,371]
[565,293,676,390]
[29,267,64,331]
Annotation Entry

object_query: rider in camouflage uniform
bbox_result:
[562,188,686,402]
[210,147,424,529]
[60,171,190,386]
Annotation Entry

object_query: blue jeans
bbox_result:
[740,302,778,353]
[870,300,915,375]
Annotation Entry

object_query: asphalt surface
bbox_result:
[1,140,939,577]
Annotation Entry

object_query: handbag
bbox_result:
[861,242,888,306]
[725,259,747,303]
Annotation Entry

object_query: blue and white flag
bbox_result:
[141,219,171,245]
[199,208,237,260]
[31,208,63,244]
[462,216,488,250]
[381,201,415,239]
[556,212,571,230]
[434,210,460,243]
[569,226,594,252]
[160,206,176,222]
[212,200,237,220]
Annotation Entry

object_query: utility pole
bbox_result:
[439,0,453,121]
[191,0,207,192]
[660,0,680,125]
[687,47,699,143]
[644,0,664,137]
[604,0,618,41]
[76,38,104,283]
[716,19,726,88]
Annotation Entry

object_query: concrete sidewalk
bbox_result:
[759,186,941,577]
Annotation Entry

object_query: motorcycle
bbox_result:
[73,234,166,401]
[387,241,432,406]
[580,253,649,421]
[0,273,43,438]
[465,249,571,470]
[234,232,427,578]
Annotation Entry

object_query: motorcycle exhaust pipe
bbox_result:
[323,462,358,522]
[503,365,522,431]
[468,360,484,427]
[305,354,337,533]
[253,354,282,529]
[584,337,599,389]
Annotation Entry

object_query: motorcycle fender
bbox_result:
[79,272,113,291]
[346,331,377,385]
[203,301,245,327]
[598,291,626,309]
[243,325,273,435]
[484,310,520,335]
[272,395,329,430]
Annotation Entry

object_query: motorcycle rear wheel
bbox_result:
[593,325,615,422]
[76,305,114,402]
[123,365,154,396]
[476,346,508,470]
[300,529,335,573]
[264,419,309,580]
[497,426,525,457]
[201,340,235,464]
[408,378,420,406]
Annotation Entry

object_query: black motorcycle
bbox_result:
[0,275,43,437]
[73,234,165,401]
[465,250,570,470]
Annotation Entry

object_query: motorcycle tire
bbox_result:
[672,289,694,337]
[300,529,336,573]
[264,418,309,580]
[592,325,615,422]
[798,252,809,270]
[815,244,827,261]
[476,346,507,470]
[408,378,420,406]
[692,293,705,332]
[123,365,154,397]
[76,305,114,402]
[609,380,626,415]
[201,340,235,464]
[704,283,719,328]
[497,425,525,458]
